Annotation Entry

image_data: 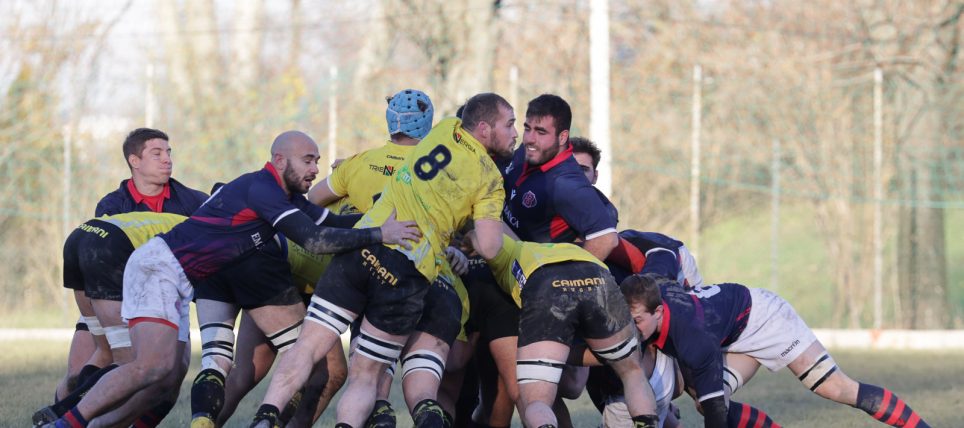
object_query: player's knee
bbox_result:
[516,358,565,385]
[267,320,302,354]
[200,322,236,376]
[402,349,447,382]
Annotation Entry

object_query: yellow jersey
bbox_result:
[99,212,187,248]
[284,237,332,295]
[328,141,416,214]
[488,234,607,307]
[357,118,505,281]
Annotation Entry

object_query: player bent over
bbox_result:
[252,93,515,428]
[621,273,931,428]
[470,233,660,428]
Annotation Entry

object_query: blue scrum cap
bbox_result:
[386,89,434,140]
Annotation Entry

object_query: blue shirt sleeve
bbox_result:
[552,174,617,239]
[247,177,305,226]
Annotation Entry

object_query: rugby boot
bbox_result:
[365,399,396,428]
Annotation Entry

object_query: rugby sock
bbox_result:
[251,404,282,428]
[412,398,446,428]
[51,364,118,416]
[190,368,226,426]
[855,383,930,427]
[75,364,102,388]
[631,414,659,428]
[55,407,88,428]
[727,401,781,428]
[132,400,175,428]
[365,399,396,428]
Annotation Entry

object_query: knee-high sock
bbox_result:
[855,383,930,428]
[727,401,780,428]
[51,364,119,416]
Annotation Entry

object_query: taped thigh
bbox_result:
[722,365,745,395]
[516,359,566,384]
[355,329,404,365]
[797,352,837,391]
[266,320,303,353]
[590,335,639,364]
[104,325,131,349]
[81,316,104,336]
[305,295,354,335]
[401,349,446,381]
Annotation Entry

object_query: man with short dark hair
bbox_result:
[96,128,207,217]
[622,273,931,428]
[45,131,419,428]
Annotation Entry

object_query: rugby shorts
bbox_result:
[463,255,519,343]
[194,247,301,309]
[724,287,818,371]
[121,237,193,342]
[415,273,463,346]
[313,245,428,336]
[63,220,133,301]
[518,261,631,347]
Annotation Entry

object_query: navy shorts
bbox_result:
[194,244,302,309]
[518,261,631,347]
[416,273,463,346]
[63,220,132,301]
[313,245,429,336]
[463,256,519,343]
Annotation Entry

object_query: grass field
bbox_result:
[2,340,961,427]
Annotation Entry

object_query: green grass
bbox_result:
[3,340,961,427]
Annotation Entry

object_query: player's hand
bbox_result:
[445,246,469,275]
[380,210,421,250]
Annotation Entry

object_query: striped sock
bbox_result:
[855,383,930,427]
[56,407,87,428]
[727,401,780,428]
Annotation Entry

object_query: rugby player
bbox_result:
[45,130,419,428]
[55,128,206,407]
[621,273,931,428]
[467,232,659,428]
[35,213,188,428]
[252,93,515,428]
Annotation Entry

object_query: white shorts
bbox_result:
[601,350,677,428]
[121,237,193,343]
[724,287,817,371]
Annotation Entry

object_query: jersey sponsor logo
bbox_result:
[522,191,537,208]
[780,339,801,358]
[552,277,605,288]
[512,260,527,288]
[250,232,263,247]
[502,205,520,229]
[369,164,396,176]
[78,223,110,238]
[361,248,399,286]
[386,154,405,161]
[686,285,722,299]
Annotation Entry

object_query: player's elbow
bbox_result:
[475,235,503,261]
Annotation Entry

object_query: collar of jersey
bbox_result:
[126,179,170,203]
[519,144,574,180]
[653,301,671,349]
[262,162,286,189]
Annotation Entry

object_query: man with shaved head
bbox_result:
[46,131,420,428]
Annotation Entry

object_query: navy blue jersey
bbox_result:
[95,178,208,217]
[651,282,752,403]
[606,230,685,284]
[501,145,617,244]
[160,163,327,282]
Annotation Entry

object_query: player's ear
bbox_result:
[558,129,569,146]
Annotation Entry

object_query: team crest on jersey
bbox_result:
[522,191,537,208]
[512,260,527,288]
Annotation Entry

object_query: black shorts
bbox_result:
[464,256,520,343]
[416,274,463,346]
[63,220,132,301]
[313,245,428,336]
[194,245,302,309]
[518,261,631,348]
